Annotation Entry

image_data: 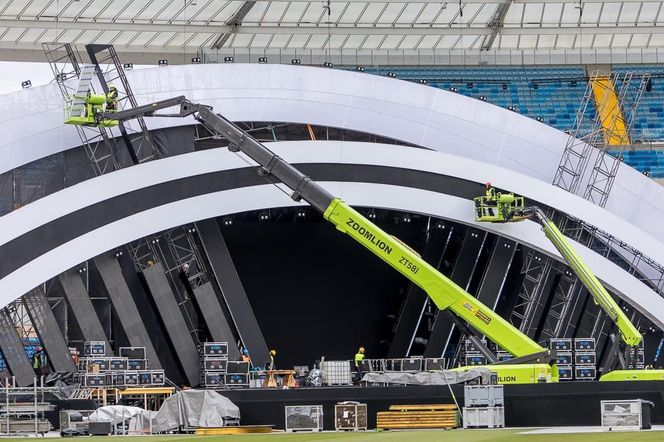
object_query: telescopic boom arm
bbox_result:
[103,98,550,362]
[524,207,642,347]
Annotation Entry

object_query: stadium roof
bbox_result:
[1,1,664,63]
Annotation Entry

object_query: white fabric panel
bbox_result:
[0,64,663,240]
[0,142,662,330]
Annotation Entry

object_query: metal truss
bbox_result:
[126,226,206,344]
[510,249,554,337]
[552,70,609,194]
[42,43,120,176]
[538,265,581,341]
[86,44,162,164]
[583,72,650,207]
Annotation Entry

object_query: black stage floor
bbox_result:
[223,381,664,430]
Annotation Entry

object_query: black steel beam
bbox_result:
[476,237,517,309]
[22,288,77,373]
[94,254,162,369]
[424,228,487,358]
[142,262,199,386]
[58,269,110,348]
[387,227,449,358]
[192,281,241,361]
[196,218,269,368]
[0,308,34,386]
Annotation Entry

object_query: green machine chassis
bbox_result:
[67,96,557,384]
[474,190,664,381]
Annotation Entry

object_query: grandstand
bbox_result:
[0,0,663,437]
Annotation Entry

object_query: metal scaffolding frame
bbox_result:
[85,44,162,164]
[582,72,650,207]
[42,42,121,176]
[510,249,554,337]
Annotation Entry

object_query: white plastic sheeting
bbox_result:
[153,390,240,433]
[88,405,153,434]
[0,63,663,241]
[0,142,663,330]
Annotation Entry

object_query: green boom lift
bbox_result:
[474,185,664,381]
[66,93,559,384]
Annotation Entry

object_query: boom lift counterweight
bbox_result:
[474,185,664,381]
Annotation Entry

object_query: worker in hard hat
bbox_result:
[267,349,276,371]
[106,84,118,112]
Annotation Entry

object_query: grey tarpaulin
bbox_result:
[152,390,240,432]
[361,368,493,385]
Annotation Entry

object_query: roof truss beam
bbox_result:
[1,18,662,37]
[211,1,257,50]
[481,0,512,51]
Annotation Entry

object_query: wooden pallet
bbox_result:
[195,425,272,435]
[377,404,459,430]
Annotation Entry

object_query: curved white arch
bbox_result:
[0,141,662,330]
[1,63,663,241]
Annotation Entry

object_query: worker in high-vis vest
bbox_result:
[354,347,365,369]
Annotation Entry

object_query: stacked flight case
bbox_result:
[200,342,250,388]
[574,338,597,380]
[75,344,164,388]
[550,338,597,381]
[464,339,488,366]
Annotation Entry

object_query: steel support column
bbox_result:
[94,254,162,369]
[192,281,241,361]
[22,288,77,373]
[58,269,110,348]
[195,219,269,368]
[142,262,199,386]
[0,308,34,386]
[387,226,451,358]
[424,228,487,358]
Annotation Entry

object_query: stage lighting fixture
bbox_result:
[387,72,397,78]
[479,96,487,101]
[355,66,365,72]
[291,58,301,65]
[123,63,134,70]
[448,86,458,93]
[258,56,268,63]
[224,56,234,63]
[536,117,544,122]
[158,59,168,66]
[259,211,270,221]
[21,80,31,89]
[402,214,411,223]
[223,217,233,226]
[418,79,427,84]
[368,211,377,220]
[191,57,202,64]
[323,61,333,68]
[435,221,445,229]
